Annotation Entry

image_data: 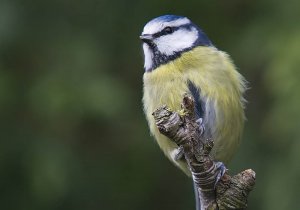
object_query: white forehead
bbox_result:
[142,17,190,35]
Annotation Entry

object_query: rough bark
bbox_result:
[152,94,255,210]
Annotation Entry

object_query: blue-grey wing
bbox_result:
[188,81,205,119]
[188,81,214,139]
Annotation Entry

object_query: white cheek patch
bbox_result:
[155,28,198,56]
[143,43,153,71]
[142,17,190,35]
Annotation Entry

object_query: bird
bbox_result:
[140,15,246,209]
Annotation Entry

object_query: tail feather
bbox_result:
[193,181,201,210]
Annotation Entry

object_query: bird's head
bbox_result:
[140,15,212,72]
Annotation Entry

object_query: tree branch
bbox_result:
[152,94,255,210]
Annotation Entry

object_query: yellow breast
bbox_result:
[143,46,246,175]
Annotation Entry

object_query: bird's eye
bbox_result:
[163,27,173,34]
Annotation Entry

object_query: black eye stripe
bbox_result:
[153,26,178,38]
[143,22,213,72]
[152,23,193,38]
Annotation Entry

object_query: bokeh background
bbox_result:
[1,0,300,209]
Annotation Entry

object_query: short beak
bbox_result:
[139,34,153,43]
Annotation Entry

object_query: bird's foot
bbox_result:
[196,118,205,136]
[214,161,227,188]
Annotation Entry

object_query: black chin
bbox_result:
[146,46,193,72]
[143,40,156,49]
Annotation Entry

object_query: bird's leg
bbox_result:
[195,118,225,188]
[153,96,256,210]
[214,162,227,188]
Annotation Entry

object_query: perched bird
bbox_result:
[140,15,246,208]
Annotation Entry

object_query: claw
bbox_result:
[214,162,227,188]
[196,118,205,136]
[196,118,203,124]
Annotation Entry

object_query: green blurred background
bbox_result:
[1,0,300,209]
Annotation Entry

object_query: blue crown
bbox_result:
[150,15,185,23]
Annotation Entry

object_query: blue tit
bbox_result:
[140,14,246,181]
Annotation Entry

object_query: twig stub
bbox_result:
[152,94,256,210]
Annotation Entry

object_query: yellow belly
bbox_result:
[144,74,191,174]
[142,46,246,176]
